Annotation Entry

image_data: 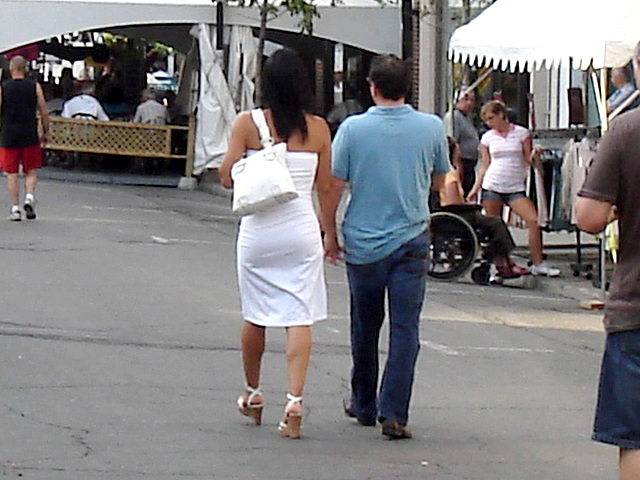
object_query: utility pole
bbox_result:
[461,0,471,85]
[418,0,448,115]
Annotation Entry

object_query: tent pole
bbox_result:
[591,70,607,132]
[464,67,493,94]
[589,68,609,301]
[446,60,455,136]
[600,68,609,132]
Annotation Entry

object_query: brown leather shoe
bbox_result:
[343,398,376,426]
[381,419,412,439]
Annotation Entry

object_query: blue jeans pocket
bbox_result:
[401,234,429,274]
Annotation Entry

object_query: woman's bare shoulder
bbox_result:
[230,110,263,150]
[305,113,330,136]
[234,110,254,128]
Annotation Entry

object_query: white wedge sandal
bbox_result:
[278,393,303,439]
[237,386,264,426]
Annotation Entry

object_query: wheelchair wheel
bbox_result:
[471,264,491,285]
[428,211,478,281]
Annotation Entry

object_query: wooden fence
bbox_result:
[44,116,195,177]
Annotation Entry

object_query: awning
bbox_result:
[449,0,640,72]
[0,0,401,56]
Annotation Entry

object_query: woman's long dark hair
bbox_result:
[261,48,312,141]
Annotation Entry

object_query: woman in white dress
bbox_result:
[219,48,341,439]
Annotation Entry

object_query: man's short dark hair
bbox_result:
[367,54,411,101]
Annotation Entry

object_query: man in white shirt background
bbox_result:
[132,89,168,125]
[61,82,109,121]
[130,89,170,173]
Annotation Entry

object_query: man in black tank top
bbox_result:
[0,55,50,221]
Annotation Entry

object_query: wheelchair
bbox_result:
[428,204,494,285]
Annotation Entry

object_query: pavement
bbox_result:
[0,173,611,479]
[40,165,609,308]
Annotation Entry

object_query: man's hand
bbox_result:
[323,234,344,265]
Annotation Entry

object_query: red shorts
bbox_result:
[0,145,43,174]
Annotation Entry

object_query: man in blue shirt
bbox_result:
[327,54,450,439]
[607,67,636,115]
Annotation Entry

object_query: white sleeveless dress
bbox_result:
[236,151,327,327]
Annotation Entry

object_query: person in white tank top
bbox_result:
[467,100,560,278]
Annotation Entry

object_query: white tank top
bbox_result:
[481,124,531,194]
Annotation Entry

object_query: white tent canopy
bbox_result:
[0,0,401,175]
[0,0,401,56]
[449,0,640,72]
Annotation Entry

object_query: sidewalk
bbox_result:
[509,228,607,305]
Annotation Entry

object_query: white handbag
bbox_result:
[231,109,298,216]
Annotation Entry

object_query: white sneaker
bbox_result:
[531,262,560,277]
[9,207,21,222]
[24,196,36,220]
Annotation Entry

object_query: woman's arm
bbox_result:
[523,135,540,167]
[219,113,251,189]
[467,143,491,202]
[313,119,344,263]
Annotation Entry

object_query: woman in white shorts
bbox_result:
[467,100,559,277]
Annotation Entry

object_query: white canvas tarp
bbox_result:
[0,0,401,56]
[227,27,258,113]
[449,0,640,72]
[192,24,238,175]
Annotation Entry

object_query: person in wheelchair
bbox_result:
[437,138,528,280]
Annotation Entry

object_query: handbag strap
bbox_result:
[250,109,274,148]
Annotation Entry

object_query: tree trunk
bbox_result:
[462,0,471,20]
[254,0,269,106]
[461,0,471,86]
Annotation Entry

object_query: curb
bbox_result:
[39,167,180,187]
[198,169,232,199]
[536,274,606,305]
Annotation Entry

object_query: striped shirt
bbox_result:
[481,124,530,194]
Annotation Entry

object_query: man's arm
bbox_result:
[35,83,51,144]
[575,196,614,234]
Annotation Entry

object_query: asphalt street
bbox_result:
[0,178,614,479]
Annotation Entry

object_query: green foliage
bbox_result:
[281,0,319,34]
[418,0,493,23]
[228,0,320,34]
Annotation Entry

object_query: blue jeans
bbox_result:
[593,329,640,449]
[346,231,429,425]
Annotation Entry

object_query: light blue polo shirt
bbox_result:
[332,104,450,265]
